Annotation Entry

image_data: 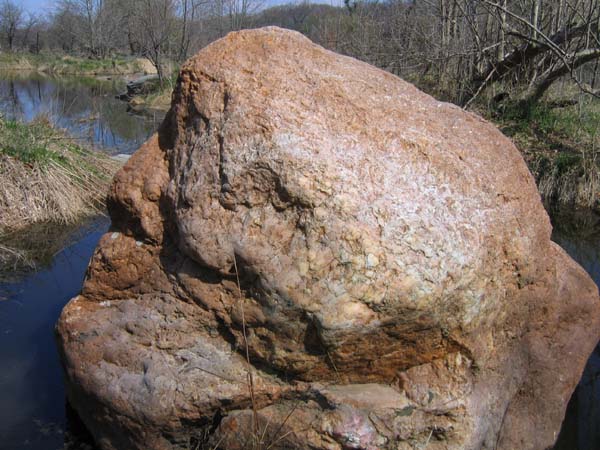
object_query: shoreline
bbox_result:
[0,52,156,77]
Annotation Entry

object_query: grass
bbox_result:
[142,88,173,111]
[0,116,120,275]
[487,95,600,211]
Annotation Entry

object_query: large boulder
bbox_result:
[56,27,600,450]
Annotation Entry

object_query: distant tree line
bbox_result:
[0,0,268,82]
[0,0,598,105]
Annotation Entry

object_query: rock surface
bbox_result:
[56,27,600,450]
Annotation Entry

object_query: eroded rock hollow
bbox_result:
[56,27,600,450]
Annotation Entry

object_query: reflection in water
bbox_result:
[0,220,107,450]
[0,72,163,154]
[553,224,600,450]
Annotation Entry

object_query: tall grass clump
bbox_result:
[0,116,120,276]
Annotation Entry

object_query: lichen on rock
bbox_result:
[56,27,600,450]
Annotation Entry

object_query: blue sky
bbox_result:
[20,0,342,14]
[20,0,53,13]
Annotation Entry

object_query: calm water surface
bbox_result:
[0,71,163,154]
[553,225,600,450]
[0,71,164,449]
[0,220,107,450]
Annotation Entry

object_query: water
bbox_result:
[0,220,108,450]
[553,225,600,450]
[0,71,163,154]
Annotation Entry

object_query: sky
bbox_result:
[20,0,53,14]
[18,0,342,14]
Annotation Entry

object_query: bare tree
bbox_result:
[177,0,208,61]
[129,0,179,84]
[19,0,600,111]
[60,0,103,56]
[47,3,81,53]
[311,0,600,106]
[0,0,24,51]
[224,0,263,31]
[58,0,125,58]
[466,0,600,105]
[20,12,38,50]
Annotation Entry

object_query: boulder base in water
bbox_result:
[56,27,600,450]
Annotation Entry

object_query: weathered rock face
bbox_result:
[56,27,600,450]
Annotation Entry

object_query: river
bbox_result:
[0,71,162,154]
[0,220,106,449]
[0,73,598,450]
[552,221,600,450]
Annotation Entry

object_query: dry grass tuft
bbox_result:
[530,151,600,210]
[0,117,120,275]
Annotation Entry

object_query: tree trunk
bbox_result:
[526,49,600,103]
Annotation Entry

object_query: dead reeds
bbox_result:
[0,117,120,276]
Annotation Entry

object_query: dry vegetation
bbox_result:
[0,116,120,276]
[0,53,148,75]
